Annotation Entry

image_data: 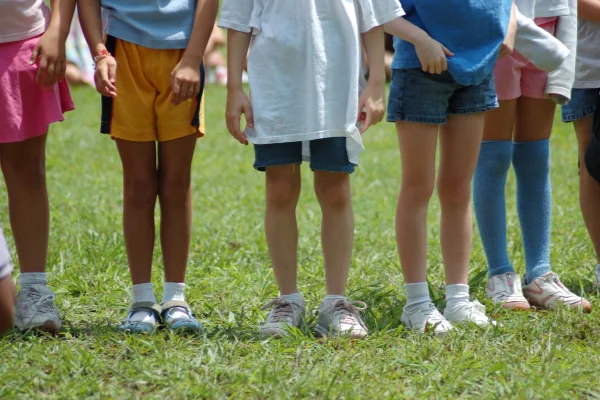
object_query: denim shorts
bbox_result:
[561,88,599,123]
[387,68,499,124]
[253,137,356,173]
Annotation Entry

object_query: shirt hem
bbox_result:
[0,23,47,44]
[361,9,406,33]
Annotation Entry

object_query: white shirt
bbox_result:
[0,0,49,43]
[574,19,600,89]
[219,0,404,164]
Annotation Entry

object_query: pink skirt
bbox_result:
[0,34,74,143]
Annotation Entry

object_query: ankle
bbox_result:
[445,284,470,309]
[19,272,48,288]
[132,282,157,304]
[162,282,185,303]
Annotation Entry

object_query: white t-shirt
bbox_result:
[0,0,50,43]
[574,19,600,89]
[219,0,404,164]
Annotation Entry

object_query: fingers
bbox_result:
[29,45,40,66]
[95,62,117,98]
[43,62,56,88]
[170,75,182,105]
[242,102,254,129]
[441,56,448,72]
[35,55,48,85]
[226,109,248,145]
[360,110,373,134]
[442,45,454,57]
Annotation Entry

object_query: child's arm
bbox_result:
[170,0,219,105]
[225,30,253,145]
[499,2,517,58]
[78,0,117,97]
[384,18,453,75]
[31,0,76,88]
[359,26,386,134]
[579,0,600,22]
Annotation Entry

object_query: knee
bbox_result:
[124,175,158,209]
[1,155,45,189]
[159,173,191,205]
[266,179,300,210]
[438,178,472,208]
[314,178,351,210]
[400,179,435,206]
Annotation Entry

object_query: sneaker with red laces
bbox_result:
[523,272,591,313]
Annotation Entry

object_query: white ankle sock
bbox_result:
[445,284,470,309]
[132,283,157,304]
[162,282,186,303]
[20,272,48,288]
[405,282,431,312]
[130,283,157,323]
[279,292,305,305]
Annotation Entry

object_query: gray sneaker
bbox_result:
[15,285,62,333]
[315,299,368,339]
[260,297,305,338]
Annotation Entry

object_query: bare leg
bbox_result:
[438,113,485,284]
[265,165,301,295]
[314,171,353,296]
[395,122,438,283]
[0,135,49,273]
[0,276,15,334]
[574,116,600,262]
[116,140,158,285]
[157,135,197,283]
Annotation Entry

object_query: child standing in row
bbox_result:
[0,0,76,332]
[220,0,405,338]
[474,0,591,312]
[78,0,218,333]
[385,0,514,333]
[562,0,600,286]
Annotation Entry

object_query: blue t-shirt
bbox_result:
[101,0,195,49]
[392,0,512,86]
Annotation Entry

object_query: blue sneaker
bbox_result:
[119,302,161,334]
[160,301,204,334]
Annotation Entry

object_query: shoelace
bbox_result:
[459,300,486,317]
[261,298,296,322]
[24,288,56,317]
[546,273,579,300]
[332,300,367,325]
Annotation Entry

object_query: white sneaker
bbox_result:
[15,285,62,332]
[315,299,368,339]
[444,300,497,327]
[260,297,305,338]
[401,302,452,335]
[523,272,592,313]
[486,272,531,310]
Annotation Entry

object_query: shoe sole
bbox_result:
[16,320,61,334]
[500,302,533,311]
[314,324,367,339]
[525,298,592,313]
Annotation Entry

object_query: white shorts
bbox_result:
[0,228,12,280]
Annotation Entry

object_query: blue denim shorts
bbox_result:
[253,137,356,173]
[561,88,599,123]
[387,68,498,124]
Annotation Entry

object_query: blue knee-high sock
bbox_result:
[473,141,515,277]
[512,139,552,283]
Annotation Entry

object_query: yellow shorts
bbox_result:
[100,36,205,142]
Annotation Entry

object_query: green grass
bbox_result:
[1,85,599,399]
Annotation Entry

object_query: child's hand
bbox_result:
[414,33,454,74]
[357,81,385,134]
[499,7,517,58]
[170,59,201,106]
[226,87,253,145]
[30,27,66,88]
[95,56,118,98]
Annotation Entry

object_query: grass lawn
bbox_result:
[0,85,599,399]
